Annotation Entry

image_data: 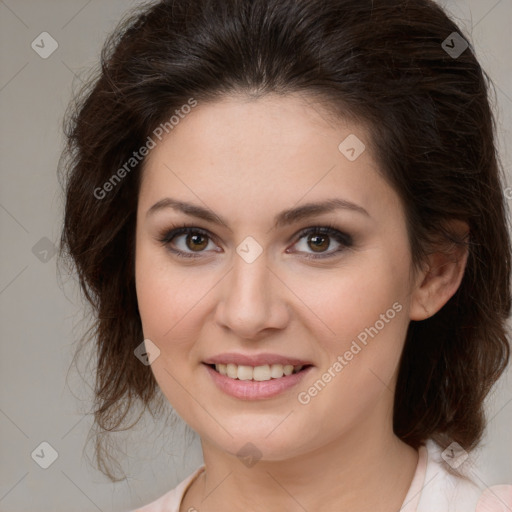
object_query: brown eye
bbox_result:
[290,226,353,259]
[159,226,217,258]
[186,232,209,251]
[307,234,330,252]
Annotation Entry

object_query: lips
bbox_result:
[204,362,313,400]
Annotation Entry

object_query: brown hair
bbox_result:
[58,0,511,481]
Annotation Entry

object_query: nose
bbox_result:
[214,249,290,340]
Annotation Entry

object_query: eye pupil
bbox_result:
[186,233,208,251]
[308,234,329,252]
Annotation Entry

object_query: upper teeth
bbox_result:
[214,363,304,381]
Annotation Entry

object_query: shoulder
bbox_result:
[130,465,205,512]
[417,439,512,512]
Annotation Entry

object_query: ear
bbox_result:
[409,220,469,321]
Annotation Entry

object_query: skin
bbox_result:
[134,93,468,512]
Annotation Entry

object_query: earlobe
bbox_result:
[409,221,470,321]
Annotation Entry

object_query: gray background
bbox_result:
[0,1,511,511]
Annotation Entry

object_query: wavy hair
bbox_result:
[58,0,511,481]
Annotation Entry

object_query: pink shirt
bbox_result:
[132,439,512,512]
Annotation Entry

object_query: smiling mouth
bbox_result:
[207,363,311,381]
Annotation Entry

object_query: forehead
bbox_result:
[138,93,400,224]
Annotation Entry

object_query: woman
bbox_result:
[59,0,512,510]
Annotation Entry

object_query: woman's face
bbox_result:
[135,93,419,461]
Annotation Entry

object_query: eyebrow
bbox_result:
[146,197,370,228]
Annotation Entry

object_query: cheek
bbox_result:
[293,275,408,444]
[299,255,409,346]
[134,240,223,409]
[134,245,206,410]
[136,274,192,341]
[298,251,411,400]
[135,239,200,342]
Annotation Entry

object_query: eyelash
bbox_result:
[157,223,353,260]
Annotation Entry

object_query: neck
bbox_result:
[181,408,419,512]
